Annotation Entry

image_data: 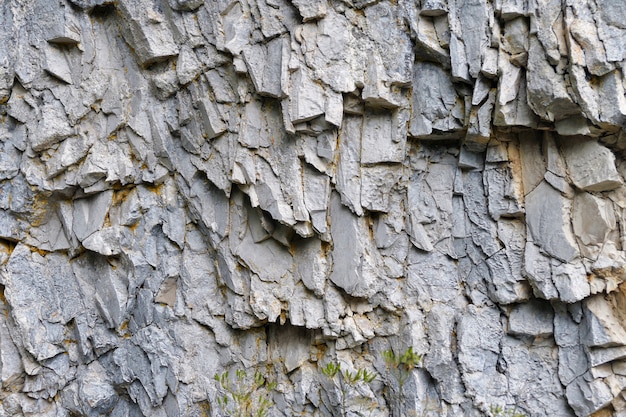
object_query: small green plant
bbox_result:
[489,404,527,417]
[343,368,377,385]
[320,361,378,417]
[321,362,341,379]
[382,346,422,417]
[214,368,277,417]
[382,346,422,388]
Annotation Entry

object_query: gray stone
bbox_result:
[409,61,464,138]
[335,115,363,215]
[5,1,626,416]
[552,259,590,304]
[31,99,74,152]
[243,36,288,98]
[175,45,202,85]
[268,324,312,373]
[289,67,326,124]
[72,190,113,242]
[361,111,405,164]
[116,0,179,66]
[43,46,73,84]
[423,303,465,403]
[560,137,623,192]
[82,227,123,256]
[233,206,293,284]
[329,192,380,298]
[169,0,204,11]
[484,166,523,220]
[361,165,401,213]
[290,0,327,21]
[412,14,450,65]
[572,192,616,251]
[526,36,579,122]
[566,374,613,417]
[525,181,579,263]
[583,295,626,348]
[508,299,554,337]
[523,243,559,300]
[4,245,71,361]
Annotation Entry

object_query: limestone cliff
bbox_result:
[1,0,626,416]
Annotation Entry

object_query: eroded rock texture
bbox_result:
[2,0,626,416]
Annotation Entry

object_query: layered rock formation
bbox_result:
[1,0,626,416]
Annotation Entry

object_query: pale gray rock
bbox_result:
[566,374,614,417]
[411,13,450,65]
[169,0,204,11]
[0,1,16,103]
[243,36,288,98]
[508,299,554,337]
[555,116,591,137]
[552,259,590,304]
[423,304,465,403]
[268,324,312,373]
[409,61,464,138]
[31,98,74,152]
[335,115,363,215]
[421,0,447,16]
[290,0,327,21]
[360,165,402,213]
[288,67,326,124]
[197,94,227,140]
[583,295,626,348]
[82,226,123,256]
[175,45,202,85]
[493,56,537,128]
[560,137,623,192]
[408,156,456,255]
[525,181,579,263]
[4,245,75,361]
[461,170,501,258]
[233,206,293,284]
[453,0,489,79]
[526,36,579,122]
[43,45,73,84]
[572,192,616,257]
[0,311,23,391]
[484,166,523,220]
[518,130,546,195]
[408,249,461,307]
[73,190,113,242]
[4,1,626,416]
[329,192,380,298]
[116,0,179,66]
[361,111,406,164]
[499,337,570,417]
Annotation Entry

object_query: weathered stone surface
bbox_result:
[508,299,554,337]
[3,1,626,416]
[573,192,616,258]
[116,0,179,66]
[409,61,464,138]
[560,137,623,192]
[525,181,579,263]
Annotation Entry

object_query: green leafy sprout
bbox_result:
[214,368,277,417]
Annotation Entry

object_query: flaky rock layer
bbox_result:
[1,0,626,416]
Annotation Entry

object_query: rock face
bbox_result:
[2,1,626,416]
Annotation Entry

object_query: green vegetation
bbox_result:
[382,346,422,416]
[489,404,527,417]
[213,368,277,417]
[382,346,422,389]
[212,348,526,417]
[321,361,378,417]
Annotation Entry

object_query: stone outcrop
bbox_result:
[2,0,626,416]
